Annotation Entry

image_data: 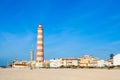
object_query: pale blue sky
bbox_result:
[0,0,120,66]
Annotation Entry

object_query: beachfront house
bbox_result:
[113,54,120,66]
[78,55,98,68]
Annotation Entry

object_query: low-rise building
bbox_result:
[36,62,44,68]
[113,54,120,66]
[105,59,113,67]
[50,58,62,68]
[78,55,98,67]
[12,60,29,68]
[62,58,78,67]
[97,60,105,67]
[49,58,79,68]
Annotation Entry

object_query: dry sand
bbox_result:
[0,68,120,80]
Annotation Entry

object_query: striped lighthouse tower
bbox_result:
[36,24,44,63]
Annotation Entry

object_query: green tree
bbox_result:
[110,53,114,59]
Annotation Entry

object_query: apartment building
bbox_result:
[78,55,98,67]
[62,58,78,67]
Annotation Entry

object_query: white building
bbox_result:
[104,60,112,67]
[50,58,62,68]
[97,60,105,67]
[113,54,120,66]
[62,58,78,67]
[49,58,78,68]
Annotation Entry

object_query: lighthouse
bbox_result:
[36,24,44,63]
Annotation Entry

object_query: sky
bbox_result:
[0,0,120,66]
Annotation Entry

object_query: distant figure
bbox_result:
[30,67,33,70]
[30,64,33,70]
[108,66,110,70]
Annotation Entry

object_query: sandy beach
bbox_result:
[0,68,120,80]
